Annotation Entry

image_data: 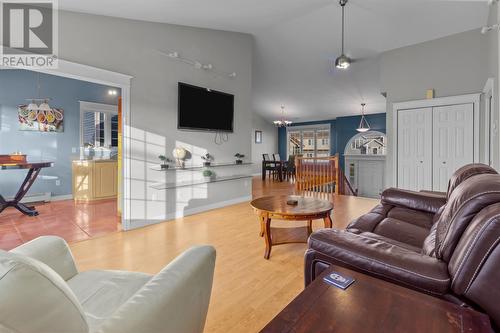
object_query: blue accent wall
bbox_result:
[278,113,386,170]
[0,70,120,197]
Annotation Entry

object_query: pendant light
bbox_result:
[335,0,351,70]
[273,105,292,127]
[356,103,370,133]
[26,73,52,112]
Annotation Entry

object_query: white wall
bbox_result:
[380,28,490,187]
[57,11,254,228]
[251,113,278,174]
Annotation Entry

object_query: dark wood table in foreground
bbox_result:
[261,266,493,333]
[0,161,53,216]
[251,195,333,259]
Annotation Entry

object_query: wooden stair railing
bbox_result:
[295,154,357,196]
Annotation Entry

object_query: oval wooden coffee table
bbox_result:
[250,195,333,259]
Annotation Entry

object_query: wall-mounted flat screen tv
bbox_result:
[178,82,234,132]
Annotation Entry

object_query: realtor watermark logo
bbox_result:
[0,0,58,68]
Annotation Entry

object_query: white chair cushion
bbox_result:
[0,250,88,333]
[67,270,152,331]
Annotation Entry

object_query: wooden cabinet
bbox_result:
[72,160,117,202]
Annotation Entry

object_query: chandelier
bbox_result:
[273,105,292,127]
[356,103,371,133]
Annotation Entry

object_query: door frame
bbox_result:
[392,93,481,188]
[483,78,495,166]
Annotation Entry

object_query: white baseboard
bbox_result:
[51,194,73,201]
[125,195,252,230]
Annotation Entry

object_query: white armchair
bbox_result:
[0,236,216,333]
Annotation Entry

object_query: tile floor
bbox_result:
[0,199,120,250]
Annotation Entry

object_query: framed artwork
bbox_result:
[255,130,262,144]
[18,105,64,132]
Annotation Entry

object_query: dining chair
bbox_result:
[263,154,278,179]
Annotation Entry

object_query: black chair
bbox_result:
[263,154,279,179]
[285,155,296,180]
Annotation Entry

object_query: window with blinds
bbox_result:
[81,111,118,147]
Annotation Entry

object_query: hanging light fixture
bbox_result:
[335,0,351,70]
[357,103,370,132]
[273,105,292,127]
[26,73,52,112]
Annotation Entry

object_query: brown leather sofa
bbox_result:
[305,164,500,329]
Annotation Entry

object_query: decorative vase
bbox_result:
[160,164,169,169]
[203,162,211,167]
[236,160,243,164]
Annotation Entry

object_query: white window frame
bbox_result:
[79,101,118,148]
[286,124,331,159]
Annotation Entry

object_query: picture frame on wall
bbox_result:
[255,130,262,144]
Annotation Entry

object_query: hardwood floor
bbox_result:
[67,177,377,333]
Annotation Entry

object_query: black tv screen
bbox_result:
[178,82,234,132]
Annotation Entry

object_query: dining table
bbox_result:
[0,161,54,216]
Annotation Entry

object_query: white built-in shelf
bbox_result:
[150,174,253,190]
[150,162,252,171]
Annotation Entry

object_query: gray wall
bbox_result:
[251,113,278,174]
[57,11,254,228]
[380,28,491,187]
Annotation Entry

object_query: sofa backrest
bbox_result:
[448,203,500,330]
[446,164,497,200]
[432,174,500,262]
[0,250,88,333]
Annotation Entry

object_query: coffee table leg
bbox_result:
[263,217,272,259]
[259,215,265,237]
[323,214,332,228]
[307,220,313,236]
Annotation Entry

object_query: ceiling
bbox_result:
[59,0,489,121]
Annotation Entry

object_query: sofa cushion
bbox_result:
[446,163,497,199]
[436,174,500,261]
[373,218,430,248]
[0,251,88,333]
[308,229,451,295]
[68,270,152,331]
[357,232,421,253]
[381,188,446,214]
[347,204,393,232]
[387,207,434,229]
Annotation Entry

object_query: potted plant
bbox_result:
[158,155,173,169]
[234,153,245,164]
[202,169,216,181]
[201,153,214,167]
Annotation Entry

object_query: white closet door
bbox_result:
[358,160,385,198]
[397,108,433,191]
[432,104,474,191]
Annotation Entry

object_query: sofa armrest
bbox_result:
[307,229,450,295]
[10,236,78,281]
[381,187,446,214]
[98,245,216,333]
